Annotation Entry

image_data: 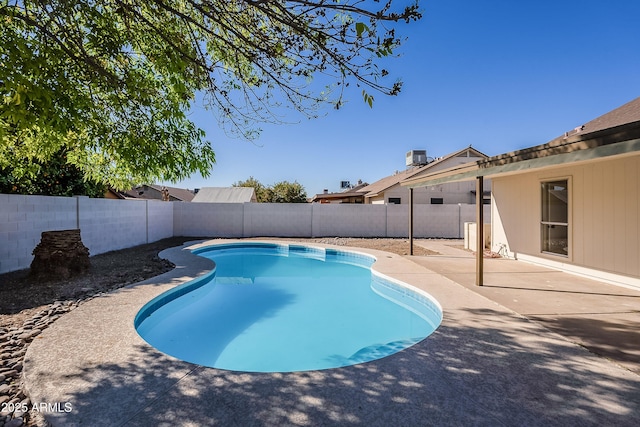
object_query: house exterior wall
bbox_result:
[491,154,640,288]
[368,180,490,205]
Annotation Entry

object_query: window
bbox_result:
[388,198,401,204]
[541,180,568,256]
[430,198,444,204]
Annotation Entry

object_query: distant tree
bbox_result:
[0,149,106,197]
[233,176,269,202]
[233,177,307,203]
[268,181,308,203]
[1,1,421,189]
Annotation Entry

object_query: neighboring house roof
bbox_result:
[310,181,369,203]
[402,96,640,188]
[362,146,488,198]
[149,184,195,202]
[122,184,195,201]
[191,187,257,203]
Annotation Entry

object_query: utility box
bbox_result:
[464,222,491,250]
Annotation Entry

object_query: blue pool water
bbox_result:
[135,243,442,372]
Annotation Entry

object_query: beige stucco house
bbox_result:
[403,96,640,290]
[362,146,491,205]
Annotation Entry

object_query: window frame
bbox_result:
[540,177,571,258]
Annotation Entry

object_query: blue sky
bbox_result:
[163,0,640,195]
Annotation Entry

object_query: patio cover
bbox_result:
[401,107,640,286]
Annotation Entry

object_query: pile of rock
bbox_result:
[0,300,82,427]
[30,230,90,279]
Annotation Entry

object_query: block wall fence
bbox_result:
[1,193,490,274]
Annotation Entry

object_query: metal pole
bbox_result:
[476,176,484,286]
[409,187,414,255]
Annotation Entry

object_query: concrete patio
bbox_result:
[23,239,640,426]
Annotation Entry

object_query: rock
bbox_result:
[5,417,24,427]
[0,371,17,380]
[30,230,90,279]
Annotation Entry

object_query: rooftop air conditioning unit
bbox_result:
[406,150,428,167]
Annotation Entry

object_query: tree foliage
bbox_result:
[0,149,107,197]
[233,176,307,203]
[268,180,307,203]
[233,176,269,202]
[1,1,421,189]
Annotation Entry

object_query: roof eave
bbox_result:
[402,120,640,188]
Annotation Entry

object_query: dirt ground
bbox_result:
[0,237,436,330]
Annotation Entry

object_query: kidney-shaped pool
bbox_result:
[135,243,442,372]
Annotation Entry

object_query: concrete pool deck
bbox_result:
[23,239,640,426]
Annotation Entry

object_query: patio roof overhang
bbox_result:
[403,120,640,287]
[402,120,640,188]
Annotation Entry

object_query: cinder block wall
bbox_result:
[312,204,387,237]
[0,194,489,274]
[172,203,489,239]
[245,203,312,237]
[78,197,147,255]
[0,194,77,274]
[173,202,245,237]
[412,204,483,239]
[0,195,174,274]
[147,201,174,243]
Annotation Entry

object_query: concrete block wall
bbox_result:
[173,202,245,237]
[412,204,483,239]
[78,198,147,255]
[312,204,387,237]
[1,195,175,274]
[245,203,312,237]
[1,194,490,274]
[0,194,77,274]
[79,199,172,256]
[147,201,174,243]
[386,204,408,237]
[172,202,489,239]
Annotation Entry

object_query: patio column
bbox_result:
[476,176,484,286]
[409,187,414,255]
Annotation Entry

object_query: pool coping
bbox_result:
[23,239,640,426]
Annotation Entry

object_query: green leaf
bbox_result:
[0,0,420,187]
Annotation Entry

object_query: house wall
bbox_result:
[368,180,491,205]
[491,154,640,288]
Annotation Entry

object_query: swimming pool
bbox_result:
[135,243,442,372]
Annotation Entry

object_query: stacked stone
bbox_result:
[30,230,90,279]
[0,299,84,427]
